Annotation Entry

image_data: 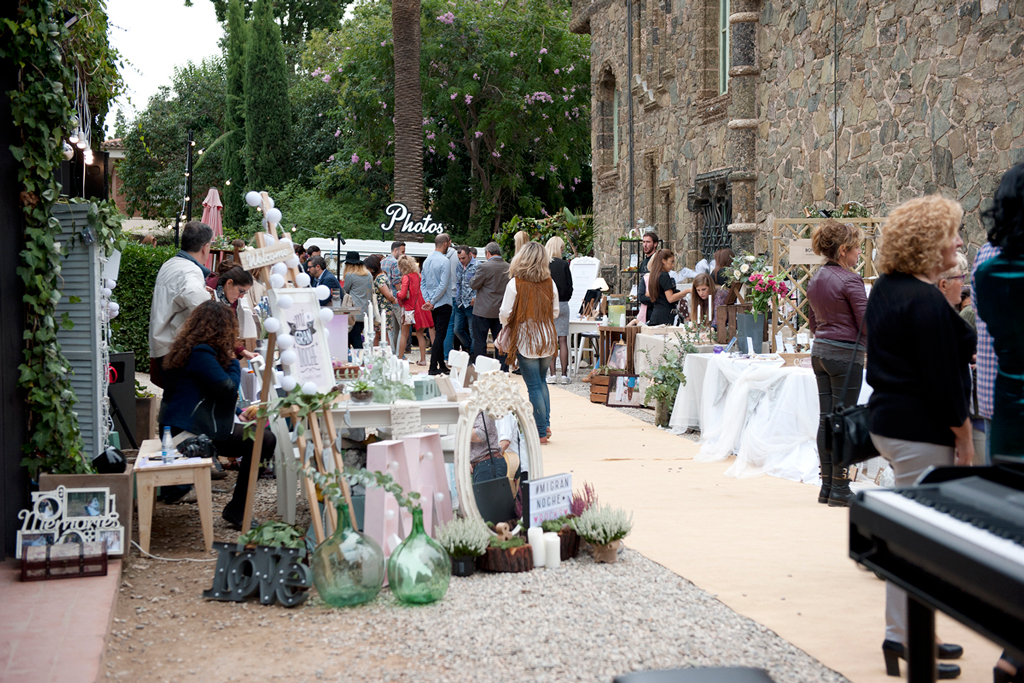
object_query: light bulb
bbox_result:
[190,140,196,146]
[76,139,87,149]
[68,131,79,144]
[225,179,231,186]
[184,172,190,177]
[184,196,190,202]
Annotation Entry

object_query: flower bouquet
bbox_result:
[723,252,789,315]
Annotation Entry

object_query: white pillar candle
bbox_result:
[543,532,561,569]
[527,526,546,568]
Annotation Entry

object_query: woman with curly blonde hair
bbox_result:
[866,195,974,679]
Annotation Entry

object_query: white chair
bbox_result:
[572,331,600,375]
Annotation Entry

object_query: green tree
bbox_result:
[187,0,347,64]
[301,0,592,237]
[115,58,227,225]
[245,0,292,191]
[222,0,248,230]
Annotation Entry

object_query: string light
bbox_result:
[225,179,232,185]
[190,140,196,147]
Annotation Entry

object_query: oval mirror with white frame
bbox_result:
[455,371,543,529]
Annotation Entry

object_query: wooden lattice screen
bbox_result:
[770,217,886,344]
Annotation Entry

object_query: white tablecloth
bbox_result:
[670,353,873,483]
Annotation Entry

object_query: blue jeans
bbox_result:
[452,304,474,351]
[517,354,552,436]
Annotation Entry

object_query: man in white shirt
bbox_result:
[148,222,214,386]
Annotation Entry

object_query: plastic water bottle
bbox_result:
[161,426,174,465]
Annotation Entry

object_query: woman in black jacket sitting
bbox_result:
[160,301,276,530]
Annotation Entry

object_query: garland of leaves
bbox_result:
[3,1,124,474]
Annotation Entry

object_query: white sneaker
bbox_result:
[545,375,556,384]
[560,375,571,385]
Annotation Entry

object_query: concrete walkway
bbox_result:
[541,383,1001,683]
[0,559,120,683]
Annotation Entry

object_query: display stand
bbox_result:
[238,192,355,542]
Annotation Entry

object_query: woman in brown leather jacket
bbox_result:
[806,220,868,507]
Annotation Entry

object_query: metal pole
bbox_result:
[626,0,636,234]
[336,232,342,279]
[173,214,181,249]
[186,130,194,222]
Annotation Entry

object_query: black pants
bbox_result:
[166,424,276,523]
[348,321,364,350]
[812,355,863,467]
[429,304,452,374]
[471,314,508,370]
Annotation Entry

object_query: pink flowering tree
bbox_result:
[301,0,591,240]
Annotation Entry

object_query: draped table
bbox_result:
[669,353,873,483]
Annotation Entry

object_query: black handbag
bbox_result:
[472,414,516,525]
[827,320,879,468]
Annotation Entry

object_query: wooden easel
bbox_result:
[238,192,354,542]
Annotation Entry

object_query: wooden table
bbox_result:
[135,439,214,554]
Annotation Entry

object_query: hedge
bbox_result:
[110,243,177,368]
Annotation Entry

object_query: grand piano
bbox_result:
[850,463,1024,682]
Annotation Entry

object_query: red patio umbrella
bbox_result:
[201,188,223,270]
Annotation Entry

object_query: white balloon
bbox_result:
[105,279,117,290]
[277,295,294,309]
[322,327,330,339]
[285,256,300,268]
[318,307,334,324]
[108,308,119,319]
[280,349,297,365]
[271,262,287,276]
[276,333,294,350]
[315,285,330,301]
[264,234,277,245]
[279,237,293,248]
[301,381,318,395]
[269,273,285,289]
[263,317,281,334]
[268,196,275,208]
[295,272,311,287]
[280,375,297,392]
[434,492,445,502]
[101,287,112,298]
[245,191,261,207]
[266,208,282,224]
[108,302,120,312]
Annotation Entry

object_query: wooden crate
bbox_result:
[598,326,641,374]
[716,304,754,344]
[590,374,610,404]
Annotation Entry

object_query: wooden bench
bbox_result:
[135,439,214,554]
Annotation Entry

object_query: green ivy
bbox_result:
[109,243,177,367]
[2,0,124,475]
[238,520,306,549]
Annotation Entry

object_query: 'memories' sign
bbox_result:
[379,202,445,235]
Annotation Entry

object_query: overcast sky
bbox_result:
[105,0,224,136]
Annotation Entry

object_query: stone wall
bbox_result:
[578,0,1024,280]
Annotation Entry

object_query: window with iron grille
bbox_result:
[688,170,733,263]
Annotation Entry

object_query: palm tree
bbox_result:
[392,0,424,241]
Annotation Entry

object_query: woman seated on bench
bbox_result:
[159,301,275,530]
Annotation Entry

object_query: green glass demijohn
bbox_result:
[387,507,451,605]
[311,503,385,607]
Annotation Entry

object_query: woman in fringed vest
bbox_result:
[499,242,560,444]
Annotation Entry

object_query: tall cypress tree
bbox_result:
[223,0,248,229]
[244,0,291,192]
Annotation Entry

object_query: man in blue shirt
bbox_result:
[451,245,477,353]
[421,233,453,374]
[307,256,341,306]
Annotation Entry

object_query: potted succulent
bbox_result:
[572,504,633,563]
[436,516,490,577]
[349,379,374,404]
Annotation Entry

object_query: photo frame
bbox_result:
[268,287,335,393]
[16,486,124,559]
[607,342,629,370]
[607,375,644,408]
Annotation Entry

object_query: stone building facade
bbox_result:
[570,0,1024,281]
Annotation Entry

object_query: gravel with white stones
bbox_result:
[291,548,848,683]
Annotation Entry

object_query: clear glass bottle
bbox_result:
[311,503,385,607]
[387,507,450,605]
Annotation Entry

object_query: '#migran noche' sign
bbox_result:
[379,202,445,235]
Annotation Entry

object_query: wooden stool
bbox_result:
[135,440,214,554]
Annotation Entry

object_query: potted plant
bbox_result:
[723,252,790,354]
[349,379,374,404]
[572,504,633,563]
[436,516,490,577]
[238,520,307,552]
[135,379,158,441]
[641,333,696,427]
